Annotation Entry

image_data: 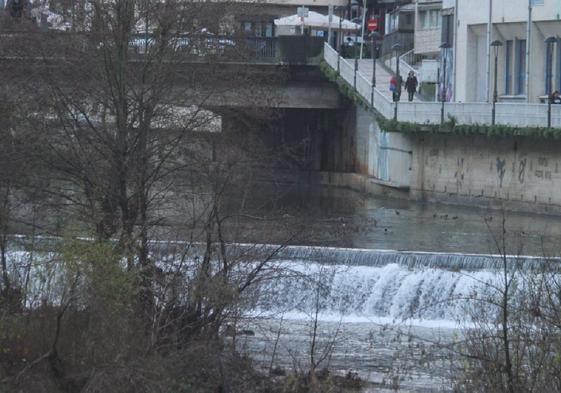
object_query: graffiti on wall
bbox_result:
[496,157,506,187]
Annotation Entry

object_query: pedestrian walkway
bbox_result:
[325,42,559,127]
[355,58,422,102]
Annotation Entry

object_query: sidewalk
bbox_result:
[355,58,421,102]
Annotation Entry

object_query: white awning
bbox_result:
[274,11,360,32]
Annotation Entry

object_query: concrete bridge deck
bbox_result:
[0,32,342,109]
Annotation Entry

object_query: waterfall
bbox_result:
[231,245,558,323]
[7,238,557,323]
[252,260,498,323]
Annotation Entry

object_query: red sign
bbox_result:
[367,18,379,31]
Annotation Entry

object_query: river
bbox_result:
[221,180,561,256]
[218,181,561,391]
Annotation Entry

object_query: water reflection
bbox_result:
[229,180,561,256]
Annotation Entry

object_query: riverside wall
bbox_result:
[331,105,561,215]
[410,133,561,214]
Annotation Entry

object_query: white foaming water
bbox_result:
[253,260,498,324]
[7,241,547,324]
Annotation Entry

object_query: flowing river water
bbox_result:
[10,180,561,391]
[217,181,561,391]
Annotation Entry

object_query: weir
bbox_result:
[212,244,555,322]
[192,243,558,271]
[254,260,496,322]
[7,238,557,322]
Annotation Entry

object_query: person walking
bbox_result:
[404,71,418,102]
[390,75,397,102]
[390,75,402,102]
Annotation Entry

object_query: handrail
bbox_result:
[323,42,561,128]
[399,49,418,83]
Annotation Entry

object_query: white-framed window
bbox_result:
[545,38,561,94]
[419,9,441,30]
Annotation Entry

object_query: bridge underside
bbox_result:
[220,105,360,173]
[197,83,341,109]
[1,54,357,172]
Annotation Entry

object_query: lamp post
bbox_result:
[336,6,344,75]
[370,31,380,107]
[545,36,556,128]
[328,4,333,46]
[354,26,360,89]
[338,6,343,50]
[392,43,402,120]
[440,42,451,124]
[359,0,367,59]
[490,40,503,125]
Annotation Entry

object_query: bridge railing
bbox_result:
[339,57,355,87]
[324,42,561,128]
[356,72,372,105]
[324,41,338,70]
[0,31,324,65]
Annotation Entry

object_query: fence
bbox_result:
[0,31,325,65]
[398,49,417,81]
[323,42,561,128]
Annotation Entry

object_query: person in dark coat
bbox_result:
[549,90,561,104]
[404,71,418,102]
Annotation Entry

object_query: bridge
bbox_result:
[5,30,561,213]
[0,31,341,109]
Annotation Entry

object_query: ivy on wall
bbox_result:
[378,117,561,139]
[319,60,561,140]
[319,60,376,112]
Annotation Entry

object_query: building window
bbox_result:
[441,13,453,47]
[419,9,441,30]
[505,40,513,95]
[265,22,273,37]
[240,21,274,37]
[242,22,252,34]
[545,39,554,94]
[557,39,561,91]
[405,13,413,26]
[515,39,526,95]
[386,12,398,33]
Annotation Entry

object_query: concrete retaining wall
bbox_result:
[356,106,413,188]
[411,134,561,213]
[343,105,561,214]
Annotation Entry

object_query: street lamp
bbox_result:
[354,26,360,89]
[335,5,345,75]
[370,31,380,108]
[359,0,367,59]
[490,40,503,125]
[439,42,451,124]
[392,43,402,119]
[545,36,557,128]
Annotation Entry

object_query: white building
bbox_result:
[452,0,561,103]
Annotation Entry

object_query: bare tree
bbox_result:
[449,215,561,393]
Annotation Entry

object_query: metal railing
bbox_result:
[398,49,418,81]
[323,42,561,128]
[0,31,325,65]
